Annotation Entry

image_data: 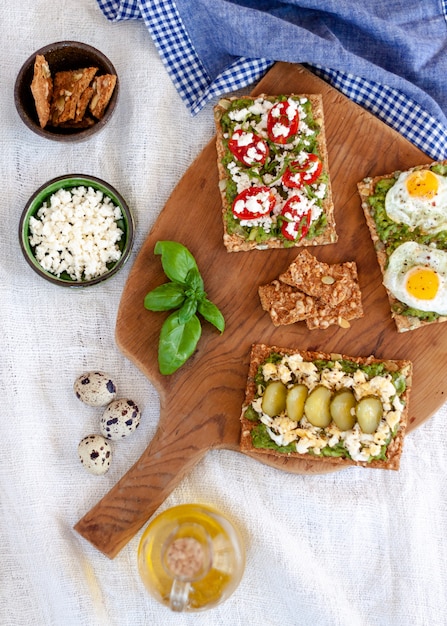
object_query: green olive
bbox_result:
[286,384,308,422]
[304,385,332,428]
[330,389,357,431]
[356,396,383,434]
[262,381,287,417]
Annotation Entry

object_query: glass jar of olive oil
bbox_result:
[137,503,245,612]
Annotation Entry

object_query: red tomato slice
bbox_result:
[280,196,312,241]
[228,129,269,167]
[267,101,299,144]
[282,153,323,188]
[232,186,276,220]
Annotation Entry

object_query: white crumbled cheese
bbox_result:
[29,185,123,281]
[249,354,407,463]
[233,188,272,216]
[228,107,249,122]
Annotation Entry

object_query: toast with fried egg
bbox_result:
[214,94,336,252]
[358,160,447,332]
[240,344,412,470]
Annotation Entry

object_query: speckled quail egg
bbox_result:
[78,434,112,475]
[99,398,141,440]
[74,371,117,407]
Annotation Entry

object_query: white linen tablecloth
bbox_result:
[1,1,446,625]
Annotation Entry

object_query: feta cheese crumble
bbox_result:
[29,185,124,281]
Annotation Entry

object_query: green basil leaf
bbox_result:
[154,241,198,284]
[158,311,202,375]
[144,282,186,311]
[197,298,225,333]
[177,295,198,324]
[185,266,204,292]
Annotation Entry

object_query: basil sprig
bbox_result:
[144,241,225,375]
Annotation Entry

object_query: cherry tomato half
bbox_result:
[228,129,269,167]
[282,153,323,189]
[280,196,312,241]
[232,186,276,220]
[267,101,299,144]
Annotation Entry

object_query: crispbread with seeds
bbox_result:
[75,86,94,122]
[50,67,98,125]
[30,54,53,128]
[214,94,336,252]
[89,74,117,119]
[258,280,317,326]
[258,250,363,330]
[240,343,412,470]
[305,261,363,329]
[279,249,355,307]
[358,160,447,333]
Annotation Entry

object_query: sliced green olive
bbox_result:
[304,385,332,428]
[330,388,356,431]
[356,396,383,434]
[261,381,287,417]
[286,384,308,422]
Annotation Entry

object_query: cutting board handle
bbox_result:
[74,419,210,558]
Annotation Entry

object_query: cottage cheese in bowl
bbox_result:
[19,175,134,287]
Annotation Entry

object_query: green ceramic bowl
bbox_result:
[19,174,134,287]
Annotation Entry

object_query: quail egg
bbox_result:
[74,371,117,407]
[99,398,141,440]
[78,434,112,475]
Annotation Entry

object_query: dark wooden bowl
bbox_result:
[14,41,119,142]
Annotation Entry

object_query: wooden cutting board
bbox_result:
[75,63,443,558]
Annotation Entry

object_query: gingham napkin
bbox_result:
[96,0,447,160]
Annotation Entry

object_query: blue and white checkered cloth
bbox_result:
[97,0,447,161]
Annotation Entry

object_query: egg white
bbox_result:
[385,170,447,234]
[383,241,447,314]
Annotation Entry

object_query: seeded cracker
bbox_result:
[89,74,117,119]
[30,54,53,128]
[305,264,363,330]
[240,344,412,470]
[214,94,336,252]
[280,249,355,306]
[259,250,363,330]
[258,280,317,326]
[50,67,98,126]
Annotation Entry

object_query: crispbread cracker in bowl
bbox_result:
[214,93,336,252]
[240,344,412,470]
[358,160,447,332]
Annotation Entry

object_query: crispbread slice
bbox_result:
[214,94,336,252]
[50,67,98,125]
[75,86,94,122]
[358,161,447,332]
[89,74,117,119]
[240,343,412,470]
[305,261,363,329]
[280,249,355,307]
[258,280,317,326]
[30,54,53,128]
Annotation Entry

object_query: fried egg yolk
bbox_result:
[384,170,447,234]
[383,241,447,314]
[406,170,439,199]
[406,266,440,301]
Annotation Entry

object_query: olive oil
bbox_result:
[138,504,245,612]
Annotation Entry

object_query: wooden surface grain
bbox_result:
[74,63,442,558]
